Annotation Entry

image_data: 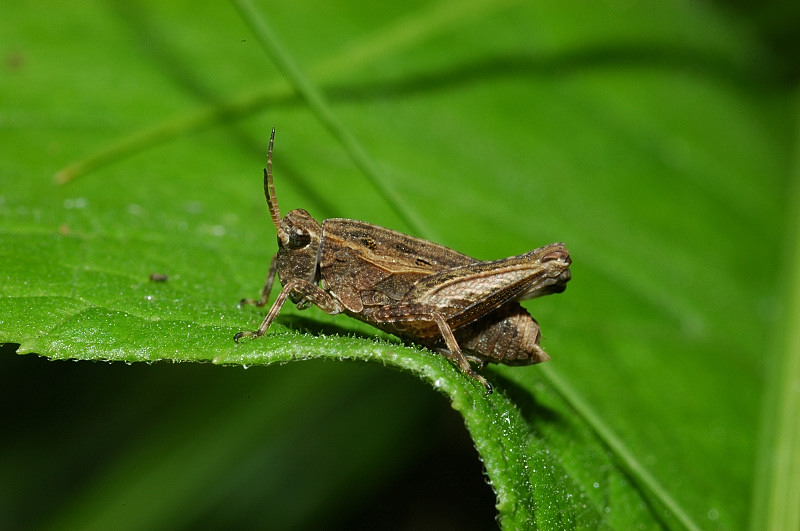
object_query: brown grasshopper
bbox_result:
[235,129,571,393]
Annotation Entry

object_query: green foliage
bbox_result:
[1,0,797,529]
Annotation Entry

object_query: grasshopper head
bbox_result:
[275,208,323,294]
[261,130,323,304]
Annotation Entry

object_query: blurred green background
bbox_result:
[2,0,798,529]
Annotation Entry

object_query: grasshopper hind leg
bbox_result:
[435,348,492,394]
[431,312,493,394]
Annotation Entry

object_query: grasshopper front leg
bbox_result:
[238,253,279,308]
[235,279,344,341]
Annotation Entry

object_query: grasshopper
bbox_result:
[235,129,571,393]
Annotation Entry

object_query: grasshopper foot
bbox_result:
[233,330,258,342]
[468,370,493,395]
[238,298,258,309]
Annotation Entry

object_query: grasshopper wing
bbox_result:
[401,243,571,329]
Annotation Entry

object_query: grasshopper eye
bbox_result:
[288,228,311,249]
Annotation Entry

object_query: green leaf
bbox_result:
[1,0,795,529]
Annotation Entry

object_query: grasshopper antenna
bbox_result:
[264,127,282,230]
